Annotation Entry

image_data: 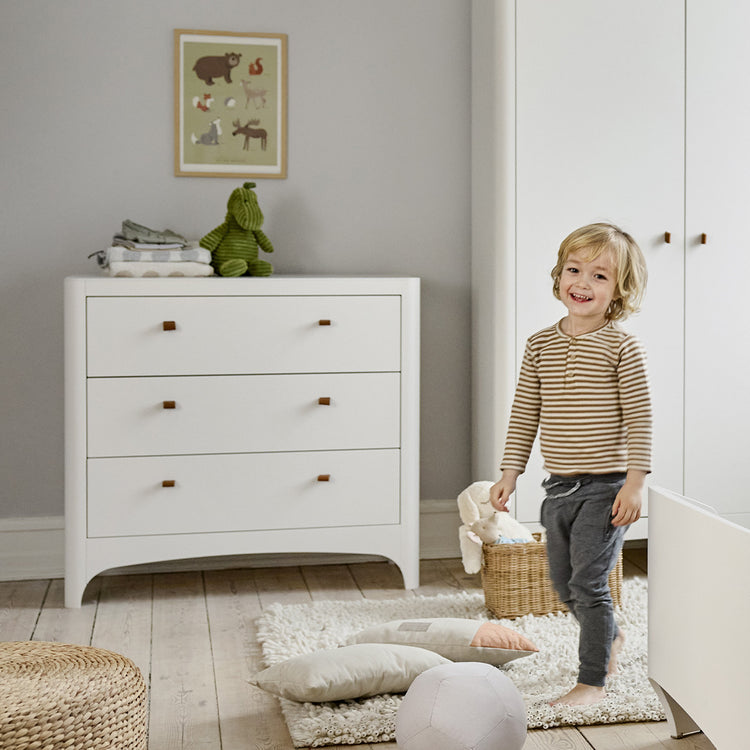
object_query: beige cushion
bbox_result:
[249,643,449,702]
[348,618,538,665]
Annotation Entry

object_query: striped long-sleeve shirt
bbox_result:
[500,321,652,476]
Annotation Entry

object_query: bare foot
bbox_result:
[608,630,626,676]
[550,682,606,706]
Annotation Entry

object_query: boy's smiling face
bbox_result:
[558,249,618,334]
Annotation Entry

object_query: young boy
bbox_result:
[489,223,651,706]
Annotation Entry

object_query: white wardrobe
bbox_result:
[472,0,750,531]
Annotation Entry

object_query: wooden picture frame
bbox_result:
[174,29,287,178]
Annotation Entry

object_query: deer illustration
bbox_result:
[241,80,268,109]
[232,119,267,151]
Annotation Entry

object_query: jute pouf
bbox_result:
[0,641,148,750]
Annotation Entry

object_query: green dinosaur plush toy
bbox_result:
[200,182,274,276]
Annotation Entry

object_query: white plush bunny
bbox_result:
[457,481,534,574]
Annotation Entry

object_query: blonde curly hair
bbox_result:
[551,223,647,321]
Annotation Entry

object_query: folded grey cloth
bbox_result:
[119,219,187,245]
[111,237,185,250]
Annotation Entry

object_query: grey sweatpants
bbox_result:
[540,473,627,687]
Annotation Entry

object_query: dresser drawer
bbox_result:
[87,449,400,537]
[87,373,400,457]
[86,296,401,376]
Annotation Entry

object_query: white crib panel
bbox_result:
[648,486,749,748]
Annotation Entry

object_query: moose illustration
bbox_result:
[232,119,267,151]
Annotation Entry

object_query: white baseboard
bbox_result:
[0,516,65,581]
[419,498,460,558]
[0,503,651,583]
[0,500,461,582]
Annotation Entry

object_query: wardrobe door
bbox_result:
[514,0,685,522]
[684,1,750,517]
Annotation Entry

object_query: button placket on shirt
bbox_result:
[565,339,577,386]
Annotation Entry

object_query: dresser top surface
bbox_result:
[65,274,420,296]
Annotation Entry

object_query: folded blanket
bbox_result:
[112,237,187,250]
[119,219,187,245]
[94,245,212,267]
[108,261,214,278]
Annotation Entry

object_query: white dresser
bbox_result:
[64,275,420,607]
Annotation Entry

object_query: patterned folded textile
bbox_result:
[96,245,212,267]
[119,219,187,245]
[108,261,214,278]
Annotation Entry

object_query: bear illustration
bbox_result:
[192,52,242,85]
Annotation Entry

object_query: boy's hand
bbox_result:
[611,470,646,527]
[489,470,520,511]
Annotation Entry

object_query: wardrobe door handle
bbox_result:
[664,231,671,244]
[162,400,176,409]
[318,319,332,326]
[318,397,331,405]
[162,480,176,488]
[700,233,708,244]
[162,320,177,331]
[317,474,331,482]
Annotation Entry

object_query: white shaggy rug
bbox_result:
[254,578,664,747]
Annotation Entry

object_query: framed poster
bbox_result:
[174,29,287,178]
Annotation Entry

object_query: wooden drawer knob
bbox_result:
[162,480,176,488]
[318,319,331,326]
[318,397,331,405]
[700,233,707,244]
[317,474,331,482]
[162,321,177,331]
[664,231,671,244]
[162,400,176,409]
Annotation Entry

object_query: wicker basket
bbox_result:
[481,533,623,619]
[0,641,148,750]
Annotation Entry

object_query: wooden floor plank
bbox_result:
[301,563,363,601]
[439,557,485,592]
[149,571,220,750]
[0,578,49,641]
[580,720,717,749]
[32,577,98,645]
[624,545,648,574]
[412,558,467,596]
[204,568,294,750]
[349,560,416,599]
[622,557,645,578]
[523,727,592,748]
[91,573,153,685]
[253,565,312,608]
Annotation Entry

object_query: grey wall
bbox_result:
[0,0,472,519]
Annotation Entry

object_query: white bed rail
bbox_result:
[648,486,749,748]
